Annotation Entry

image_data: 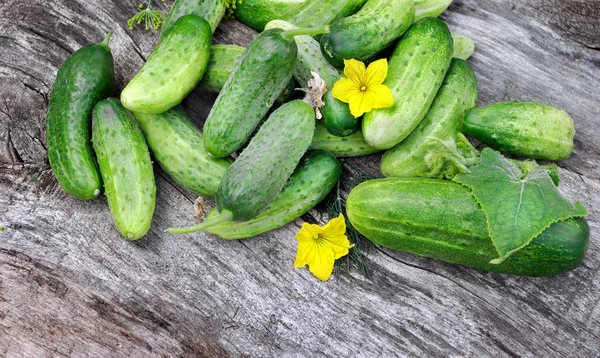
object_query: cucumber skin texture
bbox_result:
[381,58,478,177]
[217,100,315,221]
[414,0,453,22]
[92,99,156,240]
[203,29,298,158]
[161,0,227,34]
[362,18,453,150]
[346,178,589,276]
[206,151,341,239]
[121,15,212,114]
[310,123,379,157]
[47,37,114,200]
[463,102,575,161]
[321,0,415,67]
[134,107,232,198]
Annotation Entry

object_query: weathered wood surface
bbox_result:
[1,0,599,356]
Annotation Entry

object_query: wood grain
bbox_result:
[1,0,599,356]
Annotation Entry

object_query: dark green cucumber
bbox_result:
[309,123,379,157]
[202,28,298,158]
[414,0,453,22]
[161,0,227,34]
[320,0,415,67]
[121,15,211,114]
[205,151,341,239]
[233,0,304,31]
[134,107,232,198]
[92,99,156,240]
[362,18,453,150]
[463,102,575,161]
[346,178,589,276]
[47,32,114,200]
[168,100,315,234]
[381,59,478,177]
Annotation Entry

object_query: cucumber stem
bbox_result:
[102,31,113,47]
[166,210,234,235]
[281,25,330,42]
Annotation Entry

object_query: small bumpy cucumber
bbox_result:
[309,123,379,157]
[161,0,227,34]
[134,107,232,198]
[346,178,589,276]
[92,98,156,240]
[202,28,298,158]
[381,59,478,177]
[121,15,211,114]
[362,18,453,150]
[47,32,114,200]
[413,0,453,22]
[320,0,415,67]
[169,100,315,234]
[463,102,575,161]
[205,151,341,239]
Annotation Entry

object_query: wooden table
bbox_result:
[1,0,599,356]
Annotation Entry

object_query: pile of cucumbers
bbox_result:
[46,0,589,277]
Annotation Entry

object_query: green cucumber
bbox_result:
[134,107,232,198]
[381,59,478,177]
[47,32,114,200]
[320,0,415,67]
[169,100,315,234]
[92,98,156,240]
[362,18,453,150]
[346,178,589,276]
[205,151,341,239]
[414,0,453,22]
[463,102,575,161]
[162,0,227,34]
[233,0,305,31]
[309,123,379,157]
[452,33,475,60]
[266,20,358,136]
[121,15,211,114]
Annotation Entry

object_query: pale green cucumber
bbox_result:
[309,123,379,157]
[162,0,228,34]
[452,33,475,60]
[414,0,453,22]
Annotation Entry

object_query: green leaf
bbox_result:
[423,133,480,179]
[453,148,588,263]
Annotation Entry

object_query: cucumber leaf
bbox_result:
[453,148,588,263]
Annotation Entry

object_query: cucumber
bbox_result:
[202,28,298,158]
[452,33,475,60]
[414,0,453,22]
[320,0,415,67]
[346,178,589,276]
[266,20,358,136]
[92,98,156,240]
[362,18,453,150]
[381,59,478,177]
[47,32,114,200]
[134,107,232,198]
[121,15,211,114]
[169,100,315,234]
[309,123,379,157]
[463,102,575,161]
[162,0,227,34]
[233,0,305,31]
[205,151,341,239]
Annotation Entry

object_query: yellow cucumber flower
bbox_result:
[332,58,394,118]
[294,214,354,281]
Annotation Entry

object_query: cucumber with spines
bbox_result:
[161,0,227,34]
[309,123,379,157]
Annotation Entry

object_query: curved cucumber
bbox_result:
[92,99,156,240]
[203,28,298,158]
[320,0,415,67]
[205,151,341,239]
[162,0,227,34]
[346,178,589,276]
[134,107,232,198]
[309,123,379,157]
[381,59,478,177]
[47,32,114,200]
[463,102,575,161]
[362,18,453,150]
[414,0,453,22]
[121,15,212,114]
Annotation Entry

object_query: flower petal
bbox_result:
[348,91,373,117]
[343,59,367,85]
[306,242,336,281]
[365,59,388,86]
[294,238,314,268]
[320,214,346,238]
[295,222,320,242]
[332,77,360,104]
[368,84,395,109]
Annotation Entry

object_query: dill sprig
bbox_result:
[128,1,166,31]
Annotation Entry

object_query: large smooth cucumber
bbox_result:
[346,178,589,276]
[362,18,453,150]
[134,107,232,198]
[161,0,227,34]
